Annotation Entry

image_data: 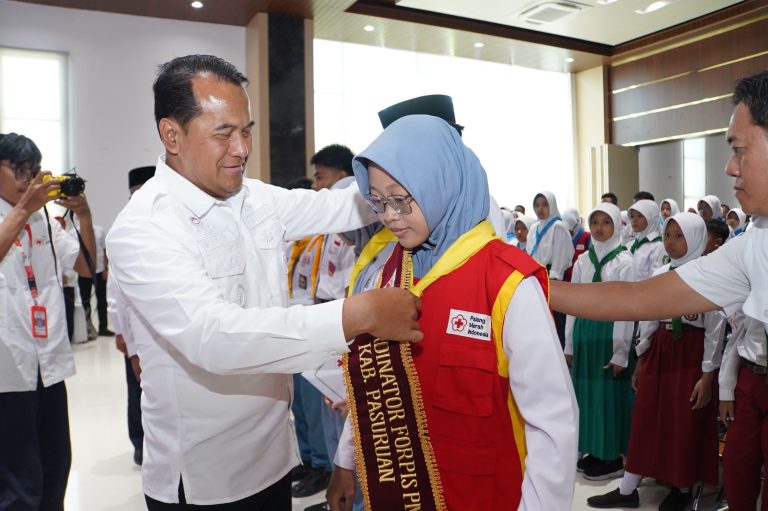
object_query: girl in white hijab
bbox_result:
[627,199,666,281]
[565,203,635,481]
[590,212,725,510]
[726,208,748,236]
[697,195,722,222]
[526,191,574,281]
[510,212,536,250]
[660,198,680,222]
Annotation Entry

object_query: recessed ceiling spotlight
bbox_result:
[364,25,375,32]
[565,57,574,63]
[635,1,670,14]
[191,1,203,8]
[474,42,484,48]
[596,0,619,4]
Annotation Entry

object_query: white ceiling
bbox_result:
[396,0,744,45]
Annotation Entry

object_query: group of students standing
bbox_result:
[499,186,757,510]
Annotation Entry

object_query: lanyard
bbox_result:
[13,224,41,306]
[529,216,561,257]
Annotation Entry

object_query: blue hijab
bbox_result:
[352,115,490,278]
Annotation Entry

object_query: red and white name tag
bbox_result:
[31,305,48,339]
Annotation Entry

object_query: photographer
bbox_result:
[0,132,95,511]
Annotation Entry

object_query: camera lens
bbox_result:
[59,176,86,197]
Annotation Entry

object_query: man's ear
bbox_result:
[158,118,181,155]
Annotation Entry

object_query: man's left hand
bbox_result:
[57,193,91,217]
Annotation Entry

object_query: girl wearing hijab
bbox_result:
[526,191,574,281]
[726,207,748,236]
[660,198,680,222]
[697,194,723,222]
[510,212,536,251]
[328,115,578,511]
[562,207,591,283]
[627,199,667,281]
[564,203,635,482]
[587,213,725,511]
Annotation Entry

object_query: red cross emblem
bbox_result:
[336,358,343,368]
[451,314,467,332]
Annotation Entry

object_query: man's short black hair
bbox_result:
[153,55,248,131]
[633,191,655,201]
[310,144,354,174]
[734,70,768,132]
[286,177,313,190]
[706,219,729,244]
[0,132,42,168]
[601,192,618,205]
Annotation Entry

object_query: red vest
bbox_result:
[411,240,548,510]
[564,230,591,282]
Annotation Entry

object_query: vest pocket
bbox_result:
[432,341,495,417]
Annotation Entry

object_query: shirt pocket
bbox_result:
[432,340,496,417]
[196,231,246,279]
[433,436,496,509]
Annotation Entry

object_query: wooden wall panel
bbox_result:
[612,97,733,146]
[609,15,768,146]
[611,17,768,91]
[612,54,768,118]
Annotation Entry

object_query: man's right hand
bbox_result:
[342,288,423,342]
[115,334,128,355]
[16,172,59,215]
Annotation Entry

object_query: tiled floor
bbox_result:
[64,338,724,510]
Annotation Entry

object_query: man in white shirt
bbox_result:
[551,70,768,511]
[0,132,96,511]
[77,222,112,338]
[106,55,422,510]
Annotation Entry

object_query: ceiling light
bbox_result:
[364,25,375,32]
[565,58,574,63]
[595,0,619,4]
[191,1,203,8]
[474,42,484,48]
[635,1,669,14]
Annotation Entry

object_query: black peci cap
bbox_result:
[377,94,464,136]
[128,166,156,189]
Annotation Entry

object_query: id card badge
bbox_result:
[31,305,48,339]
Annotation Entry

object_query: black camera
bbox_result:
[43,173,86,198]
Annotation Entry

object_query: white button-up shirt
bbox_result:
[105,156,376,505]
[0,198,80,392]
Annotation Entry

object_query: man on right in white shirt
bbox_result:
[551,69,768,511]
[106,55,422,511]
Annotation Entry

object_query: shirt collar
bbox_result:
[154,154,247,220]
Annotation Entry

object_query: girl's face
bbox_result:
[589,211,614,242]
[629,209,648,233]
[660,201,673,219]
[514,220,529,243]
[367,164,429,249]
[726,211,740,230]
[663,220,688,260]
[533,195,550,220]
[697,200,714,221]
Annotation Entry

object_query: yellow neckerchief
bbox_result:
[287,234,324,299]
[346,227,398,297]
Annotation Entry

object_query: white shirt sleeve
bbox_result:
[108,220,350,376]
[504,277,578,511]
[269,183,378,242]
[51,216,81,272]
[610,261,636,368]
[718,338,739,401]
[334,415,356,470]
[635,321,658,357]
[676,234,751,316]
[563,259,582,356]
[701,311,726,373]
[548,224,575,281]
[106,271,123,336]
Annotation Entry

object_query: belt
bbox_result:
[741,357,768,376]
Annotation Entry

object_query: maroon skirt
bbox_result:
[625,325,719,487]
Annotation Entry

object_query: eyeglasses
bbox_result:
[0,161,42,181]
[364,194,415,215]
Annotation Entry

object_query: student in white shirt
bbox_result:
[659,197,680,222]
[106,55,421,510]
[510,212,536,251]
[697,194,722,222]
[0,132,96,511]
[549,70,768,511]
[626,199,666,281]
